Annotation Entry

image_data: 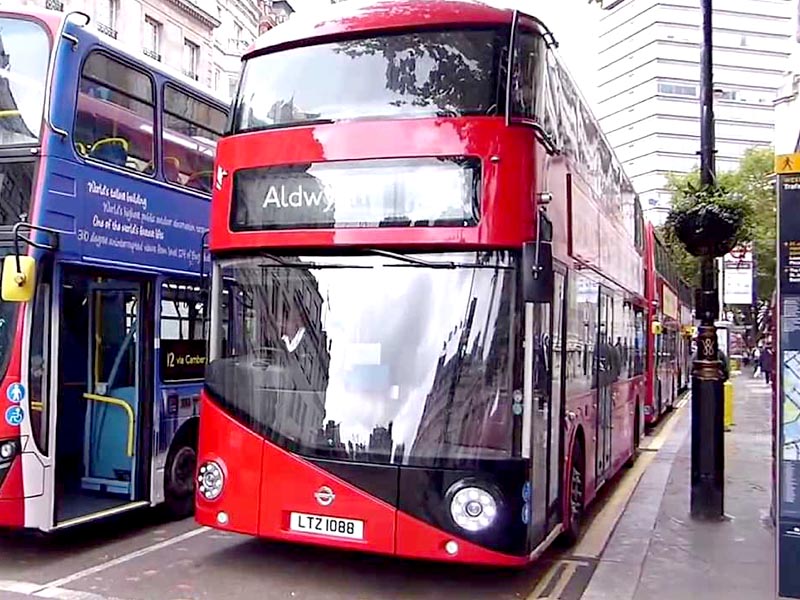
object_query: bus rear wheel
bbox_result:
[165,442,197,520]
[626,401,640,468]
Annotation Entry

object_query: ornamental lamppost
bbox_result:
[596,0,750,520]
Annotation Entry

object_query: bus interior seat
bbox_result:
[186,170,212,193]
[164,156,181,183]
[89,137,128,167]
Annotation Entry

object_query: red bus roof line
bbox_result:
[247,0,518,57]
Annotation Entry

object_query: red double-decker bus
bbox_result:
[197,0,649,566]
[643,224,692,426]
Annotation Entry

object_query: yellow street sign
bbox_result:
[776,153,800,174]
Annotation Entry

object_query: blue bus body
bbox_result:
[0,8,228,531]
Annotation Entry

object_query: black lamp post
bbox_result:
[689,0,725,521]
[596,0,726,520]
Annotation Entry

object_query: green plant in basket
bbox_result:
[664,181,753,258]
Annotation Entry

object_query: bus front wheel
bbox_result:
[561,439,585,546]
[164,440,197,520]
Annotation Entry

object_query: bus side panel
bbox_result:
[196,396,264,534]
[394,510,528,566]
[0,459,24,527]
[257,437,396,555]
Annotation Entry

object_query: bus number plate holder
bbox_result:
[289,512,364,540]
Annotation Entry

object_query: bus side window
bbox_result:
[160,281,206,383]
[633,307,645,376]
[74,51,155,175]
[510,29,545,122]
[29,265,52,456]
[162,84,227,192]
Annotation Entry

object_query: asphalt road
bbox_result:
[0,509,586,600]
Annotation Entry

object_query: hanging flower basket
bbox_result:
[665,183,751,258]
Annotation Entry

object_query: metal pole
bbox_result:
[691,0,725,520]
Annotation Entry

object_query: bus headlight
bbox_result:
[197,461,224,501]
[0,440,17,461]
[449,486,498,532]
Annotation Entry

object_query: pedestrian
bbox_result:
[761,344,775,385]
[753,345,761,378]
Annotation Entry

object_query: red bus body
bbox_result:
[197,0,672,565]
[643,224,692,426]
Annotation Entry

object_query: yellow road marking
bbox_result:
[546,562,578,599]
[574,400,686,558]
[527,561,562,599]
[572,451,655,558]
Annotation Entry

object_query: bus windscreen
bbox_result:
[232,28,507,132]
[206,251,518,469]
[0,17,50,145]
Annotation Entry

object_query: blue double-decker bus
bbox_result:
[0,7,228,531]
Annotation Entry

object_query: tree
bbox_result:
[660,146,776,303]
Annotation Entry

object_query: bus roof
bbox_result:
[247,0,516,56]
[0,6,229,107]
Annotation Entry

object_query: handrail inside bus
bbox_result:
[82,393,135,457]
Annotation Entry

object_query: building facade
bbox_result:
[14,0,294,101]
[596,0,792,221]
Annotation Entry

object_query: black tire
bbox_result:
[626,402,640,468]
[164,440,197,520]
[560,440,585,546]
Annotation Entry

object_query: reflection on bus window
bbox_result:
[73,52,155,174]
[0,18,49,145]
[162,85,227,193]
[234,28,507,132]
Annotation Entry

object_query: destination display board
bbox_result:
[231,157,481,231]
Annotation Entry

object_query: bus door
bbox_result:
[526,296,557,545]
[53,268,152,526]
[596,291,614,483]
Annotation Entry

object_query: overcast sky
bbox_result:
[290,0,602,109]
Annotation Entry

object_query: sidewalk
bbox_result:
[581,374,774,600]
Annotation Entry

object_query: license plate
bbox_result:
[289,512,364,540]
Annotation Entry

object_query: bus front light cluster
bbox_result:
[197,461,225,501]
[449,486,498,532]
[0,440,17,461]
[0,439,19,488]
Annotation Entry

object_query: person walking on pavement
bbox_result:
[760,344,775,385]
[753,345,761,378]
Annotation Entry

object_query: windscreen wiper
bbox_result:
[258,253,372,270]
[366,249,513,270]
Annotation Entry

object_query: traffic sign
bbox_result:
[4,405,23,427]
[6,383,24,404]
[776,153,800,174]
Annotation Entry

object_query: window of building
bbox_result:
[228,75,238,99]
[144,16,161,61]
[95,0,118,38]
[73,51,155,173]
[162,84,228,193]
[183,40,200,80]
[658,82,696,97]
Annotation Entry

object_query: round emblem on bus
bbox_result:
[314,486,335,506]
